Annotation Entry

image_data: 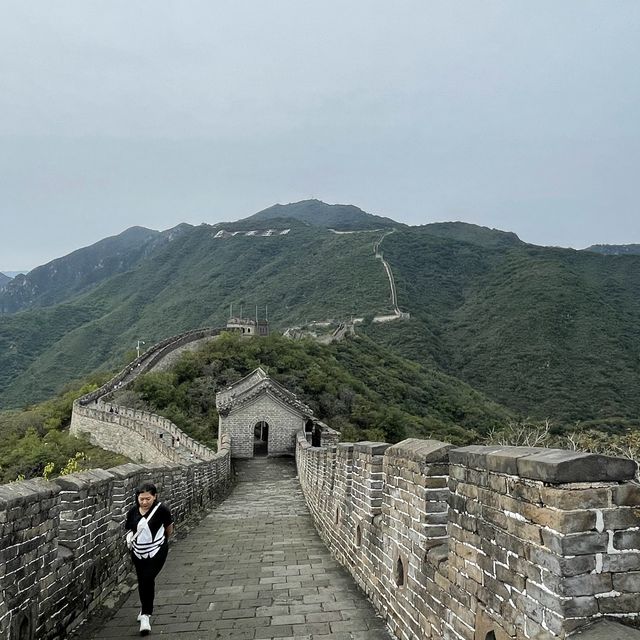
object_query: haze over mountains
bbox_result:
[1,200,639,433]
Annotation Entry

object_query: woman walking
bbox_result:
[125,482,174,636]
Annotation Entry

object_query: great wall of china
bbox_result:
[2,328,640,639]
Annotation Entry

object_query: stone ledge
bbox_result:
[449,445,637,483]
[517,450,637,483]
[353,441,390,456]
[0,478,60,507]
[55,469,115,491]
[385,438,452,464]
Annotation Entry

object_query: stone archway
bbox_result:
[253,420,269,456]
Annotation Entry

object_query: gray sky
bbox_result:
[1,1,639,271]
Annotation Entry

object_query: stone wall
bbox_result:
[1,326,229,640]
[71,327,221,465]
[297,435,640,640]
[71,402,215,464]
[0,436,231,640]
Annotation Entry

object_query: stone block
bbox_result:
[612,530,640,551]
[540,486,611,510]
[505,478,542,504]
[517,450,637,483]
[562,573,612,596]
[612,571,640,592]
[485,447,547,475]
[526,545,596,577]
[353,442,390,456]
[541,530,608,556]
[601,552,640,572]
[612,483,640,506]
[522,503,596,533]
[448,445,504,469]
[601,507,640,530]
[597,592,640,614]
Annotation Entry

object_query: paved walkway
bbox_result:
[86,458,393,639]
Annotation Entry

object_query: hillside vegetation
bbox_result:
[0,225,191,314]
[116,332,512,447]
[369,228,640,423]
[248,199,398,231]
[0,222,391,407]
[0,374,128,483]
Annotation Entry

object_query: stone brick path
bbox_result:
[87,457,393,639]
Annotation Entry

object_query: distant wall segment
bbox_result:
[71,327,221,464]
[296,434,640,640]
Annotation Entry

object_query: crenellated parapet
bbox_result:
[0,434,231,640]
[296,435,640,640]
[71,327,222,464]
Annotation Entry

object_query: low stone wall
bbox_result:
[71,327,222,464]
[296,435,640,640]
[0,435,231,640]
[71,402,214,464]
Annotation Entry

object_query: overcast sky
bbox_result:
[1,1,639,271]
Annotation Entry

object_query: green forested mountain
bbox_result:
[1,200,639,433]
[0,273,11,289]
[0,219,392,406]
[0,224,192,314]
[367,229,640,423]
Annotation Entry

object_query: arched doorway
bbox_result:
[253,421,269,456]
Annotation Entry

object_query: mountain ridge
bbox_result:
[248,199,399,230]
[0,224,192,314]
[585,244,640,256]
[2,200,639,433]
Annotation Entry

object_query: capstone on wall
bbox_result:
[220,393,305,458]
[297,435,640,640]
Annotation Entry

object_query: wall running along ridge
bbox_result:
[71,327,221,465]
[296,435,640,640]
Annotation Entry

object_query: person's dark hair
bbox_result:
[135,482,158,497]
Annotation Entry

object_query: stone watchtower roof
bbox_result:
[215,367,314,418]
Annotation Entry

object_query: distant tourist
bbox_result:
[124,482,174,636]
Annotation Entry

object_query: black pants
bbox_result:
[132,544,168,615]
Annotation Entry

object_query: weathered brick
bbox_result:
[540,487,611,510]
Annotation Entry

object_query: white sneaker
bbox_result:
[139,614,151,636]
